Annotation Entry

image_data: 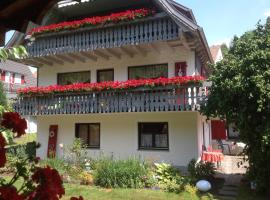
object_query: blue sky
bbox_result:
[5,0,270,46]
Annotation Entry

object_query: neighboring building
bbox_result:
[10,0,214,167]
[0,60,37,133]
[210,45,223,63]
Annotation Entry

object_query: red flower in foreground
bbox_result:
[18,76,204,96]
[0,134,6,167]
[0,186,24,200]
[1,112,27,137]
[29,166,65,200]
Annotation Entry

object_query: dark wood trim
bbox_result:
[138,122,169,151]
[57,70,91,85]
[75,123,100,149]
[96,68,114,83]
[128,63,168,80]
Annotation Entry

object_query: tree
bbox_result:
[202,21,270,192]
[220,43,229,55]
[0,82,7,108]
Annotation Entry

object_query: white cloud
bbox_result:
[263,9,270,17]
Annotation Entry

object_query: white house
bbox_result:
[11,0,213,167]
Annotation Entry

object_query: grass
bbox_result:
[3,176,215,200]
[63,183,215,200]
[13,133,37,145]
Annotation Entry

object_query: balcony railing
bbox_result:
[13,85,206,116]
[26,13,179,58]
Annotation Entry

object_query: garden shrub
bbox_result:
[154,163,188,193]
[6,141,36,158]
[79,171,94,185]
[62,138,88,169]
[93,157,151,188]
[188,159,215,182]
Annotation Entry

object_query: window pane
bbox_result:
[140,134,152,148]
[58,71,90,85]
[77,124,88,145]
[89,124,100,147]
[139,123,168,149]
[129,64,168,80]
[97,69,114,82]
[155,134,168,148]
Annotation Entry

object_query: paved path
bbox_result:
[215,156,248,200]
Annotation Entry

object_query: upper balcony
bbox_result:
[24,12,179,61]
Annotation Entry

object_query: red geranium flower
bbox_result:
[0,186,24,200]
[29,8,155,36]
[1,112,27,137]
[18,76,205,97]
[0,134,6,167]
[29,166,65,200]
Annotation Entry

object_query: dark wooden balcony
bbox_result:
[26,13,179,58]
[13,85,206,116]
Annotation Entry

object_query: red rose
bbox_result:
[0,134,6,167]
[30,166,65,200]
[0,186,24,200]
[1,112,27,137]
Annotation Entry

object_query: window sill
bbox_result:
[86,147,100,149]
[138,148,169,151]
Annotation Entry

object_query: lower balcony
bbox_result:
[13,85,206,116]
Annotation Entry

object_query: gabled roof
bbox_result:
[154,0,213,63]
[4,0,213,65]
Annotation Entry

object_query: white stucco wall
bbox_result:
[38,46,196,86]
[37,112,200,167]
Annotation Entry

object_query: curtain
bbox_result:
[58,71,91,85]
[89,124,100,147]
[78,124,88,145]
[129,64,168,80]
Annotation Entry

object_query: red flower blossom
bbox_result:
[29,8,155,36]
[0,134,6,167]
[0,186,24,200]
[29,166,65,200]
[17,76,205,97]
[70,196,84,200]
[1,112,27,137]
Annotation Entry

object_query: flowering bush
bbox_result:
[0,112,83,200]
[17,76,204,97]
[29,8,155,37]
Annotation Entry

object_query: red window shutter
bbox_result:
[211,120,227,140]
[21,75,25,84]
[1,71,5,81]
[175,62,187,76]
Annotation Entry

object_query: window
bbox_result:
[128,64,168,80]
[57,71,90,85]
[75,123,100,148]
[138,122,169,150]
[97,69,114,82]
[175,62,187,77]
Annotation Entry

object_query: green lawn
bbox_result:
[63,183,215,200]
[3,176,215,200]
